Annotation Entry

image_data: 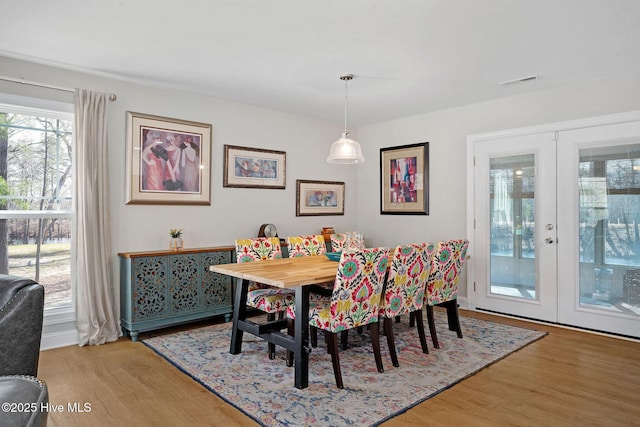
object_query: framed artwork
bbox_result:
[380,142,429,215]
[126,111,212,205]
[223,145,286,189]
[296,180,345,216]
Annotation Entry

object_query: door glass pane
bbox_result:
[489,154,536,299]
[579,143,640,316]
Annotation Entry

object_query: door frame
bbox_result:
[466,110,640,316]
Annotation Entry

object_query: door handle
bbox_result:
[545,238,555,244]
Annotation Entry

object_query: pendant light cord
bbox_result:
[340,74,354,135]
[344,77,348,134]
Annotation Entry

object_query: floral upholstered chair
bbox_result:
[329,232,365,253]
[424,239,469,348]
[289,247,390,389]
[235,237,294,359]
[379,242,435,367]
[287,235,327,258]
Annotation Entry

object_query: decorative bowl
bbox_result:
[325,252,342,261]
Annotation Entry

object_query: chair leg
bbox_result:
[310,325,318,348]
[267,313,276,359]
[413,309,429,354]
[395,315,401,324]
[370,322,384,373]
[409,311,415,327]
[286,318,294,367]
[426,305,440,349]
[383,317,399,367]
[444,299,463,338]
[341,330,349,350]
[327,332,343,389]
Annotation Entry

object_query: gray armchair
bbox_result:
[0,274,48,427]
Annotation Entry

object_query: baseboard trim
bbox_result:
[457,296,468,308]
[41,328,78,350]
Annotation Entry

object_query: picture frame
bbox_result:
[380,142,429,215]
[126,111,212,205]
[223,145,286,189]
[296,180,345,216]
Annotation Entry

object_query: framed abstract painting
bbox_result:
[380,142,429,215]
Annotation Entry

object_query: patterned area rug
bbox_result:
[143,312,546,426]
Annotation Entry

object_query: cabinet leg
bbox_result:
[130,331,139,342]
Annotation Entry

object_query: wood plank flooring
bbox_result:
[38,310,640,426]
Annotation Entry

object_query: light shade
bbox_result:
[327,132,365,164]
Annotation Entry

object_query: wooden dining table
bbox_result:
[209,255,340,389]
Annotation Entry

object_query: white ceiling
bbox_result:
[2,0,640,126]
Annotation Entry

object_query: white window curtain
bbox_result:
[74,89,118,346]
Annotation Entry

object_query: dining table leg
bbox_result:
[294,285,311,389]
[230,277,249,355]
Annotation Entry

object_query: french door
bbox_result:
[473,132,558,322]
[471,114,640,338]
[556,121,640,337]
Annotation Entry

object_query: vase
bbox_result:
[169,237,183,251]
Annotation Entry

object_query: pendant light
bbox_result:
[327,74,365,164]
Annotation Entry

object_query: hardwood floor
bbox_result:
[38,310,640,426]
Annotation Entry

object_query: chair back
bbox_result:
[381,242,436,318]
[330,232,365,252]
[287,235,326,257]
[235,237,282,263]
[425,239,469,305]
[235,238,283,292]
[323,247,390,332]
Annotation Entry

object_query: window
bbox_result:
[0,100,73,311]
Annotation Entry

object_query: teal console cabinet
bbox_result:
[119,246,234,341]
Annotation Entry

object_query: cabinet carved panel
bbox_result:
[169,253,200,314]
[202,251,232,309]
[133,256,168,321]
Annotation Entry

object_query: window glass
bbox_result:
[579,144,640,268]
[0,106,73,309]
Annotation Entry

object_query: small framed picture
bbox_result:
[126,112,212,205]
[296,180,345,216]
[380,142,429,215]
[223,145,286,189]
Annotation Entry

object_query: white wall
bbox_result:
[4,54,640,308]
[0,57,356,253]
[356,72,640,298]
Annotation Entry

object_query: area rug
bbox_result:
[142,312,546,426]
